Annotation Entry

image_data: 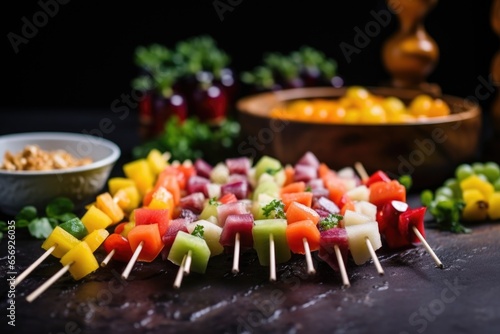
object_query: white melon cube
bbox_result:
[337,167,356,179]
[340,178,357,191]
[354,201,377,221]
[346,185,370,202]
[345,221,382,265]
[343,209,371,226]
[206,183,221,199]
[187,220,224,257]
[210,162,229,184]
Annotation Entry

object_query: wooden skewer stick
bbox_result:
[334,244,350,288]
[269,234,276,282]
[173,253,188,289]
[412,226,444,269]
[121,241,144,280]
[232,232,241,274]
[15,245,56,286]
[303,237,316,275]
[100,249,116,268]
[366,237,384,276]
[26,262,72,303]
[183,250,192,275]
[354,161,369,182]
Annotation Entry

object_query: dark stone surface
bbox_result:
[2,218,500,334]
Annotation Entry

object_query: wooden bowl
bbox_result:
[236,87,482,190]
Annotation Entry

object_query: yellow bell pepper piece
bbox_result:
[96,192,124,224]
[462,189,488,221]
[460,175,494,200]
[114,186,140,212]
[123,158,155,197]
[82,229,109,252]
[81,205,113,232]
[148,186,174,217]
[108,177,136,196]
[41,226,80,258]
[60,241,99,280]
[487,192,500,220]
[147,148,168,176]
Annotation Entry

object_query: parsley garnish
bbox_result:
[319,213,343,231]
[262,199,286,219]
[191,224,205,238]
[209,197,220,206]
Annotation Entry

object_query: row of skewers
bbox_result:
[14,150,443,302]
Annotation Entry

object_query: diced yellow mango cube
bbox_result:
[81,205,113,232]
[96,192,124,224]
[123,159,155,197]
[41,226,80,258]
[108,177,136,196]
[114,186,140,212]
[487,192,500,220]
[82,229,110,252]
[60,241,99,280]
[147,149,168,176]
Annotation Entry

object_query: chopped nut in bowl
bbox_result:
[0,132,121,215]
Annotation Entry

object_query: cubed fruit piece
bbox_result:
[225,156,251,175]
[219,213,254,249]
[252,219,291,266]
[377,200,408,233]
[59,218,88,240]
[114,221,135,238]
[198,200,220,222]
[363,170,391,187]
[281,191,313,211]
[168,231,211,274]
[96,192,124,224]
[179,192,206,214]
[147,148,167,176]
[345,221,382,265]
[369,180,406,209]
[161,218,190,259]
[108,177,136,196]
[187,220,224,257]
[134,207,170,236]
[82,229,109,252]
[353,201,377,221]
[343,210,371,226]
[217,201,248,227]
[286,219,321,254]
[41,226,80,258]
[488,192,500,220]
[115,185,140,212]
[254,156,282,181]
[123,158,155,196]
[220,181,249,200]
[153,173,181,205]
[127,224,164,262]
[253,180,280,201]
[103,233,133,263]
[81,205,113,233]
[346,185,370,202]
[318,227,349,272]
[60,241,99,280]
[146,187,174,215]
[286,201,320,225]
[398,207,426,244]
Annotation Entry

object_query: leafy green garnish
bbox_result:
[420,189,470,233]
[305,186,312,192]
[319,213,343,232]
[208,197,221,206]
[262,199,286,219]
[132,116,241,165]
[0,197,77,241]
[265,167,282,176]
[191,224,205,238]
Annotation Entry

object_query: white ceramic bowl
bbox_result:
[0,132,121,215]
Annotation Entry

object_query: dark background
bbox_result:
[1,0,498,159]
[1,1,496,109]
